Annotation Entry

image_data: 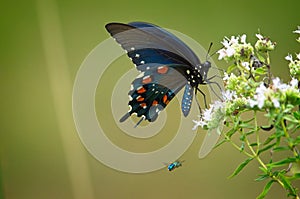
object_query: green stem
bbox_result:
[254,111,260,154]
[281,119,299,157]
[243,131,286,189]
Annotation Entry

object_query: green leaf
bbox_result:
[245,130,255,136]
[226,128,236,138]
[268,157,297,168]
[283,115,299,123]
[258,143,276,155]
[227,64,236,73]
[257,180,275,199]
[263,134,276,145]
[239,122,254,129]
[214,139,227,149]
[254,67,267,75]
[228,157,253,178]
[279,173,297,196]
[272,146,289,152]
[255,174,269,182]
[293,111,300,120]
[250,142,258,147]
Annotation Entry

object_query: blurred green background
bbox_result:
[1,0,299,198]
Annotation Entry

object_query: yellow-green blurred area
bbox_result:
[1,0,299,198]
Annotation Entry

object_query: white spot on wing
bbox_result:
[143,75,150,80]
[135,54,140,58]
[140,61,145,64]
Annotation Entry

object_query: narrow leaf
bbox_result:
[255,174,269,182]
[283,115,298,123]
[279,173,297,196]
[228,157,253,178]
[268,157,297,167]
[257,180,275,199]
[272,146,289,152]
[258,143,276,155]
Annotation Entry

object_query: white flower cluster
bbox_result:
[217,34,250,61]
[192,90,237,131]
[254,33,275,52]
[248,78,299,109]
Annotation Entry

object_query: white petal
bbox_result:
[272,98,280,108]
[293,30,300,34]
[248,98,257,108]
[241,34,247,44]
[285,54,293,62]
[256,33,264,40]
[290,78,298,87]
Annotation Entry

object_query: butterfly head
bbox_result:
[198,60,211,81]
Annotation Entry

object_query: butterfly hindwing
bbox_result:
[125,65,187,122]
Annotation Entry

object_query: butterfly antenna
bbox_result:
[206,42,213,60]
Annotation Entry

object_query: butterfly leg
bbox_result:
[206,82,223,101]
[196,87,208,109]
[134,116,145,128]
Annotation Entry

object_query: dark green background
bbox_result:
[1,0,299,198]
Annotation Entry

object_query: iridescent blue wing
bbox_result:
[105,22,199,123]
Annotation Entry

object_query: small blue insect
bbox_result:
[166,160,184,171]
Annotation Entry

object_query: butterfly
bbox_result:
[105,22,218,127]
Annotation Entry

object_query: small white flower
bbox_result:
[285,54,293,62]
[192,120,207,130]
[221,38,230,48]
[257,96,265,109]
[240,34,247,44]
[223,72,229,81]
[202,107,213,121]
[272,98,280,108]
[222,90,237,101]
[293,28,300,34]
[255,83,268,108]
[290,78,299,87]
[256,83,268,95]
[256,33,264,40]
[297,53,300,60]
[217,46,235,60]
[217,49,227,60]
[241,61,250,70]
[248,98,258,108]
[229,36,239,45]
[272,77,281,88]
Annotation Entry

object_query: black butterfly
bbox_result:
[105,22,217,127]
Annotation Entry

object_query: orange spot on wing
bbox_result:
[152,100,158,106]
[140,103,147,108]
[137,87,146,93]
[137,96,144,102]
[157,66,169,74]
[142,76,152,84]
[163,95,168,103]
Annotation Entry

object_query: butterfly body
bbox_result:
[105,22,212,125]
